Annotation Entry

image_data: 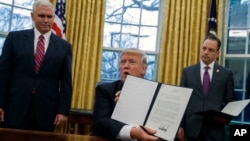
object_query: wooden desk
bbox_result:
[0,128,107,141]
[68,108,93,134]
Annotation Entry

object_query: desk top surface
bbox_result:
[70,108,93,115]
[0,128,107,141]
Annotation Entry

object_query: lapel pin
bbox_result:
[216,69,219,72]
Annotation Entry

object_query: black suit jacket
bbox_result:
[92,80,125,140]
[180,62,235,139]
[0,29,72,129]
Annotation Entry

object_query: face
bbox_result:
[31,5,54,34]
[200,39,220,65]
[120,52,147,82]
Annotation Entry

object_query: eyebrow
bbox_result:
[37,14,54,18]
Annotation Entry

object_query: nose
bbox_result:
[121,62,130,69]
[44,16,49,22]
[125,61,132,68]
[204,49,209,54]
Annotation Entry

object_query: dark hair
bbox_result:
[204,34,221,50]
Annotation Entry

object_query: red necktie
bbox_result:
[34,35,45,73]
[203,66,210,96]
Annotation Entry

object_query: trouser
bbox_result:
[4,95,54,132]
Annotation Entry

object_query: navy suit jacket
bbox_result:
[0,29,72,129]
[180,62,235,139]
[92,80,125,140]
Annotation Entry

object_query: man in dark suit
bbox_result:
[0,0,72,132]
[178,35,235,141]
[92,48,160,141]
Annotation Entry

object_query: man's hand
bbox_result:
[54,114,68,126]
[0,108,4,122]
[114,91,121,103]
[130,126,159,141]
[212,115,231,124]
[176,127,185,141]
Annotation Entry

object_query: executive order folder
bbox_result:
[196,99,250,123]
[111,75,193,141]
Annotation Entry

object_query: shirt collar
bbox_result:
[34,28,51,42]
[200,60,215,70]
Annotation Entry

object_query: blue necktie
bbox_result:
[203,66,210,96]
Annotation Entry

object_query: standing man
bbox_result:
[92,48,159,141]
[178,35,235,141]
[0,0,72,132]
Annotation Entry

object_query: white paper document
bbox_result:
[221,99,250,116]
[145,84,192,141]
[111,75,158,125]
[111,75,193,141]
[195,99,250,124]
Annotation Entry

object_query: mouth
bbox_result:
[124,72,130,75]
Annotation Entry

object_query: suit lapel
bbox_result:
[24,30,35,70]
[195,63,204,96]
[205,64,222,97]
[209,64,220,89]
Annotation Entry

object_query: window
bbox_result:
[0,0,162,81]
[101,0,163,82]
[0,0,34,55]
[225,0,250,124]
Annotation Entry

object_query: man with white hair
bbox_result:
[0,0,72,132]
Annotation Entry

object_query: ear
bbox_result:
[141,66,147,76]
[216,50,220,58]
[31,12,35,21]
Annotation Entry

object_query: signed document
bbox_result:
[145,84,192,140]
[111,75,193,141]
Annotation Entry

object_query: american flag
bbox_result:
[207,0,217,36]
[52,0,66,39]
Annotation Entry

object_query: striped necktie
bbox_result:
[34,35,45,73]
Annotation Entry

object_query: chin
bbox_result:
[121,75,127,80]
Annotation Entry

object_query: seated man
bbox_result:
[92,48,158,141]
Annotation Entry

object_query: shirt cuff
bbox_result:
[117,125,137,141]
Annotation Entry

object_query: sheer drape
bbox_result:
[157,0,226,85]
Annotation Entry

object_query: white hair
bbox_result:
[32,0,54,13]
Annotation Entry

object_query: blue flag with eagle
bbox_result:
[207,0,217,36]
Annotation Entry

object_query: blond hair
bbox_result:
[120,48,147,68]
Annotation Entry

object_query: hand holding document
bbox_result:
[111,75,193,141]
